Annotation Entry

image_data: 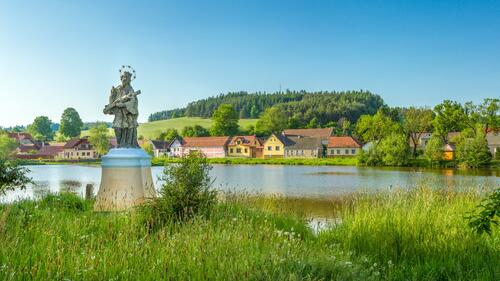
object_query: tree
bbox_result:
[424,135,445,166]
[88,123,110,156]
[455,131,492,168]
[0,132,17,160]
[355,110,399,144]
[210,104,239,136]
[28,116,54,141]
[433,100,466,142]
[378,133,410,166]
[255,106,288,135]
[160,128,180,142]
[59,107,83,138]
[340,118,351,136]
[403,107,434,157]
[478,98,499,134]
[182,125,209,137]
[0,160,32,196]
[306,117,320,129]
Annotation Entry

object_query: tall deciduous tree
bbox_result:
[182,125,209,137]
[424,135,445,166]
[28,116,54,141]
[210,104,239,136]
[378,133,410,166]
[255,106,288,135]
[403,107,434,157]
[0,132,17,160]
[433,100,466,142]
[355,110,399,144]
[59,107,83,138]
[88,123,110,156]
[160,128,180,142]
[478,98,499,133]
[455,131,492,168]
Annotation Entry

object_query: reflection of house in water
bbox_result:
[60,180,82,194]
[32,181,50,199]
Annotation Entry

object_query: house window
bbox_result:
[275,146,280,151]
[230,148,233,153]
[345,149,349,154]
[268,146,272,151]
[351,149,355,154]
[236,148,241,153]
[301,150,304,155]
[330,149,334,154]
[244,148,248,153]
[337,149,340,154]
[236,141,241,145]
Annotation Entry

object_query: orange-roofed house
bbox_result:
[326,136,362,157]
[442,143,455,161]
[182,136,230,158]
[227,135,263,158]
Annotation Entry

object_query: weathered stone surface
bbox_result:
[94,148,155,212]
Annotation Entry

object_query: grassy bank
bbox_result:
[1,187,498,280]
[152,156,358,166]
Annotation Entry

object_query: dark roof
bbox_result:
[283,128,334,139]
[327,136,362,148]
[183,136,230,147]
[151,140,170,149]
[64,137,90,148]
[285,136,323,150]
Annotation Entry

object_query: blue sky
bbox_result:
[1,0,499,126]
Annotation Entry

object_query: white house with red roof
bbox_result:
[326,136,362,157]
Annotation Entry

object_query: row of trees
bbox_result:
[27,108,84,142]
[148,90,386,124]
[355,98,499,168]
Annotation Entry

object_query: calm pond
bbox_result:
[2,164,499,203]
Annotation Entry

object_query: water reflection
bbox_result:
[1,164,498,203]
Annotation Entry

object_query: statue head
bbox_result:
[119,65,136,86]
[120,71,132,85]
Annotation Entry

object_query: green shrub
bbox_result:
[39,192,89,212]
[140,151,217,231]
[0,160,32,196]
[468,188,500,235]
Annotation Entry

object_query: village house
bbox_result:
[169,138,184,157]
[442,143,455,160]
[486,131,500,158]
[37,143,66,159]
[283,127,334,145]
[284,136,323,158]
[182,136,230,158]
[8,132,40,155]
[262,133,291,158]
[149,140,170,157]
[61,137,98,160]
[326,136,362,157]
[409,132,432,150]
[227,135,263,158]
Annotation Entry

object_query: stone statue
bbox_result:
[103,66,140,148]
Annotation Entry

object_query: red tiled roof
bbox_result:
[183,136,230,147]
[38,143,65,156]
[8,132,33,141]
[283,128,334,139]
[327,136,362,148]
[64,138,90,148]
[228,135,262,147]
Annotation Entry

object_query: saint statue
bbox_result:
[103,66,140,148]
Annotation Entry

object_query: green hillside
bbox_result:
[82,117,258,139]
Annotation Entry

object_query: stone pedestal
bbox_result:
[94,148,156,212]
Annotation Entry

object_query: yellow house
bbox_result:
[262,133,289,158]
[227,136,263,158]
[442,143,455,160]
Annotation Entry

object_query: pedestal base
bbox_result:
[94,148,156,212]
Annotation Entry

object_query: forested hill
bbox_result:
[148,90,385,124]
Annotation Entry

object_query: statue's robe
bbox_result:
[107,84,139,148]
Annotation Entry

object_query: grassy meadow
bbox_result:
[1,186,499,280]
[81,117,258,139]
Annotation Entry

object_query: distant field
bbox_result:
[81,117,258,139]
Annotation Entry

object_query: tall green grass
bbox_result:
[1,187,499,280]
